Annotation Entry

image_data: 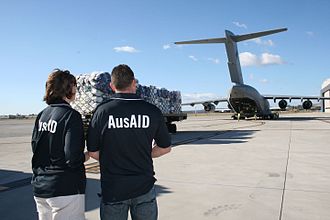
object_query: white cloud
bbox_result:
[259,78,268,83]
[240,52,259,66]
[189,55,198,61]
[306,31,314,37]
[251,38,274,46]
[233,21,247,29]
[239,52,284,66]
[163,44,171,50]
[260,53,284,65]
[207,58,220,64]
[113,46,139,53]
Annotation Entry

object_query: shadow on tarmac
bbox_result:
[0,169,100,220]
[277,116,330,122]
[155,184,173,196]
[0,169,37,220]
[0,169,173,220]
[172,129,258,147]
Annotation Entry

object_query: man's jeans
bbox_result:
[100,186,158,220]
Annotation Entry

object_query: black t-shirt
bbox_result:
[31,100,86,198]
[87,93,171,202]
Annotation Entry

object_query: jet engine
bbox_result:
[278,99,287,110]
[204,103,216,112]
[302,100,312,109]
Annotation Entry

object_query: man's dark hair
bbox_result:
[43,69,77,104]
[111,64,135,90]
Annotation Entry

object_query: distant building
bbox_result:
[321,79,330,112]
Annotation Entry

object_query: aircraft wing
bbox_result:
[263,95,330,102]
[182,98,228,106]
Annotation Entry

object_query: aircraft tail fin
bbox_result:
[174,28,287,85]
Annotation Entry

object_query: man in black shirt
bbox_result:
[87,64,171,220]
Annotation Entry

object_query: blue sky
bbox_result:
[1,0,330,114]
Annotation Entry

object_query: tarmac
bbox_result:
[1,112,330,220]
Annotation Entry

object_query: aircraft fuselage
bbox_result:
[229,84,272,118]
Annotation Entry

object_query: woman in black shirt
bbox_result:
[31,69,89,220]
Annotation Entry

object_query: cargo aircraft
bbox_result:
[175,28,330,119]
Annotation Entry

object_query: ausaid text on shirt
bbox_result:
[38,119,57,133]
[108,115,150,129]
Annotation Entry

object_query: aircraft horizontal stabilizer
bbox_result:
[233,28,287,42]
[175,28,287,45]
[175,37,226,45]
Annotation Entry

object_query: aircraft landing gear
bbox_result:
[232,112,279,120]
[262,112,279,120]
[271,112,279,119]
[231,113,246,120]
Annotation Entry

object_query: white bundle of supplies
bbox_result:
[72,72,182,117]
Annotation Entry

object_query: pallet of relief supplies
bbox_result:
[71,71,182,116]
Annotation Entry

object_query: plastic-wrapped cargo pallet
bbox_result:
[72,71,183,117]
